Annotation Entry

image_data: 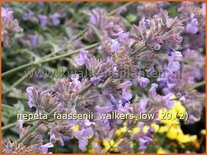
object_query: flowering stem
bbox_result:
[69,28,88,43]
[16,120,44,144]
[38,43,100,64]
[16,107,58,145]
[15,81,95,144]
[2,43,99,77]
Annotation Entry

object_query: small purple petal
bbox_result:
[50,134,56,143]
[119,81,132,91]
[122,91,132,101]
[50,13,61,26]
[41,142,54,153]
[38,15,48,27]
[82,128,94,137]
[90,76,101,84]
[137,76,149,87]
[74,50,89,66]
[28,34,39,48]
[186,18,199,34]
[26,87,34,108]
[79,138,88,151]
[111,40,120,52]
[167,61,180,72]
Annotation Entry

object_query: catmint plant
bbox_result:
[2,2,206,154]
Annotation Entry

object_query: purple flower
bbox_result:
[23,10,34,21]
[17,119,25,136]
[119,81,132,91]
[2,7,22,47]
[163,93,174,108]
[139,99,148,112]
[119,81,132,103]
[50,134,56,143]
[138,136,152,151]
[186,18,199,34]
[74,128,94,151]
[28,34,39,48]
[38,2,45,7]
[49,132,64,146]
[201,3,206,16]
[118,32,129,43]
[137,76,149,87]
[74,49,89,66]
[110,40,120,52]
[26,86,41,109]
[90,76,102,84]
[79,139,88,151]
[89,9,100,25]
[149,83,158,98]
[41,142,54,153]
[38,15,48,27]
[188,115,197,124]
[180,96,186,103]
[26,86,36,108]
[167,61,180,72]
[153,43,161,51]
[84,119,96,127]
[122,91,132,101]
[50,13,61,26]
[71,74,81,92]
[2,7,12,19]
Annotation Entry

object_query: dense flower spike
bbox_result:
[178,2,206,49]
[2,7,23,47]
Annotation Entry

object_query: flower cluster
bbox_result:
[23,10,64,27]
[2,2,206,154]
[137,2,169,18]
[178,2,206,50]
[1,7,23,47]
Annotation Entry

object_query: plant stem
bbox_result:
[2,104,31,114]
[16,120,43,144]
[68,28,88,43]
[4,68,36,95]
[2,62,34,77]
[37,43,99,64]
[16,107,57,144]
[2,43,99,77]
[88,24,102,41]
[2,119,35,131]
[193,81,205,88]
[108,2,134,15]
